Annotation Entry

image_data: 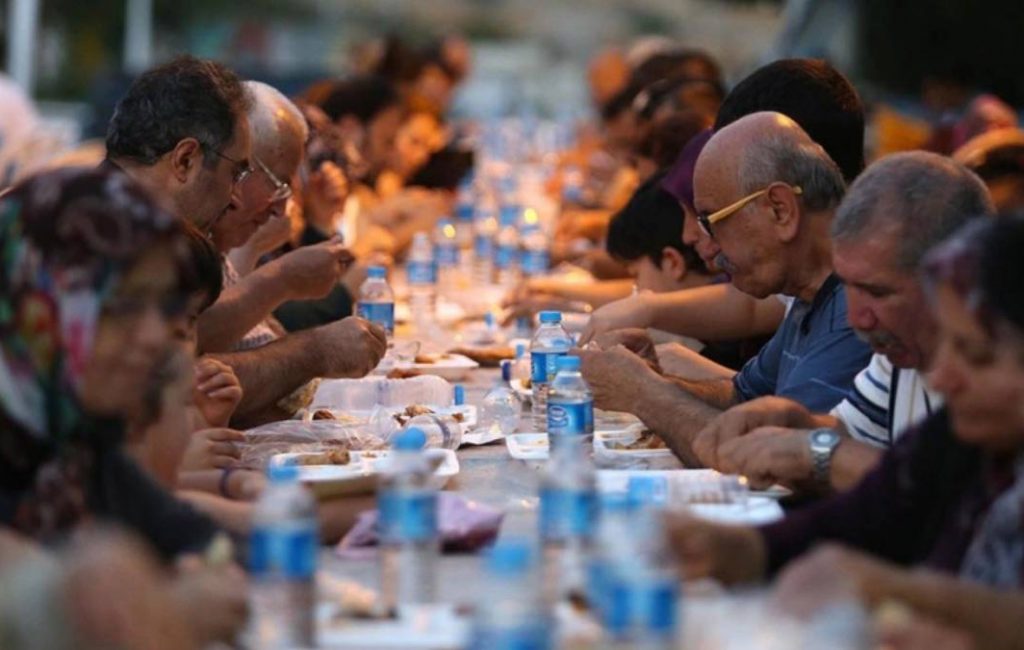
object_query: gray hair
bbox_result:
[737,130,846,213]
[831,151,995,269]
[243,80,309,151]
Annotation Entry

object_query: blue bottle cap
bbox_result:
[538,311,562,324]
[367,266,387,279]
[268,463,299,483]
[393,427,427,451]
[484,538,533,575]
[500,359,513,381]
[453,385,465,406]
[627,475,669,508]
[556,356,580,372]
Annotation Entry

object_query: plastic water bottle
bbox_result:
[588,491,633,628]
[379,427,439,610]
[546,356,594,442]
[494,205,521,288]
[472,201,498,285]
[602,476,679,650]
[434,218,460,294]
[455,193,475,279]
[539,435,596,603]
[530,311,573,431]
[356,265,395,340]
[407,232,438,323]
[520,222,550,277]
[249,464,318,649]
[467,539,553,650]
[512,343,530,384]
[480,359,522,436]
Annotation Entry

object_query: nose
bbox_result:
[136,302,171,353]
[927,338,964,398]
[846,292,878,331]
[695,232,720,269]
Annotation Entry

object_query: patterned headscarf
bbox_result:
[0,166,182,541]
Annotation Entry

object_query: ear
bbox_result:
[659,247,687,281]
[167,138,204,184]
[768,184,802,243]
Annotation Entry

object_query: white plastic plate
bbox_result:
[505,433,550,460]
[411,353,480,381]
[270,449,459,499]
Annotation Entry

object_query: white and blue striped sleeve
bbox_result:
[830,353,893,448]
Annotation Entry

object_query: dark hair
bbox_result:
[105,55,250,166]
[630,49,723,89]
[606,172,708,274]
[601,81,644,123]
[979,214,1024,335]
[633,77,724,124]
[634,109,712,169]
[179,221,223,312]
[715,59,865,182]
[319,75,401,125]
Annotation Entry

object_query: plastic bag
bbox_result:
[239,420,387,469]
[313,375,454,410]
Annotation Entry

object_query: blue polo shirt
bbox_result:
[733,274,871,411]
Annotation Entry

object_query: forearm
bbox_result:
[198,264,292,354]
[829,438,883,492]
[647,285,786,341]
[530,278,634,307]
[226,243,262,276]
[177,490,253,536]
[879,569,1024,650]
[668,376,738,411]
[657,343,737,381]
[211,332,320,425]
[634,376,724,466]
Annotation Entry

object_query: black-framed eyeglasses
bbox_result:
[696,183,803,239]
[253,157,293,202]
[209,148,253,186]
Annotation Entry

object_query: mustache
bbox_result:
[713,253,737,275]
[855,328,900,349]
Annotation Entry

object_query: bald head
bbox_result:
[696,111,845,215]
[244,80,308,176]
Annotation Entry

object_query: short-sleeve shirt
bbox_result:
[733,274,872,412]
[831,353,943,447]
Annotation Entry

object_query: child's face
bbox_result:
[628,255,680,294]
[170,294,206,359]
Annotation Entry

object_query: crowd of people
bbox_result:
[0,31,1023,650]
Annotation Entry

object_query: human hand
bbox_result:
[276,238,353,301]
[246,211,293,257]
[772,544,902,617]
[575,345,661,413]
[692,396,815,468]
[193,357,243,427]
[180,428,245,471]
[712,426,814,490]
[592,328,660,370]
[314,316,388,378]
[304,161,349,233]
[662,511,766,585]
[875,608,975,650]
[171,560,249,645]
[579,293,653,345]
[500,284,573,326]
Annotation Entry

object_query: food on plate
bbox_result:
[386,367,422,379]
[391,404,466,427]
[312,409,336,420]
[305,409,364,425]
[603,430,666,451]
[288,449,352,466]
[520,377,531,389]
[414,352,451,364]
[449,345,515,368]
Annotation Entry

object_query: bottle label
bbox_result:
[605,577,678,637]
[436,244,460,268]
[539,487,595,540]
[474,234,494,259]
[408,260,438,285]
[379,490,438,543]
[521,250,549,276]
[530,350,568,383]
[249,522,318,579]
[495,244,519,270]
[357,301,395,335]
[469,624,552,650]
[547,399,593,437]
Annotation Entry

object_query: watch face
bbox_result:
[812,429,839,447]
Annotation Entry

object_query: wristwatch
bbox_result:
[808,428,842,486]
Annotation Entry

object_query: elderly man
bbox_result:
[692,152,995,492]
[579,112,871,465]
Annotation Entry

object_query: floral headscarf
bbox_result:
[0,167,181,541]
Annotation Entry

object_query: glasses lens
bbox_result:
[698,215,713,238]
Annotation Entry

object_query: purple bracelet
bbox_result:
[218,466,238,499]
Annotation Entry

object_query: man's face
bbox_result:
[833,225,935,370]
[680,202,721,273]
[366,106,403,174]
[187,115,252,231]
[211,142,296,252]
[693,164,784,299]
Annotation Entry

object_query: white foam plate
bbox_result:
[505,432,550,460]
[411,353,480,381]
[270,449,459,499]
[509,378,532,402]
[597,468,789,502]
[318,602,469,648]
[299,405,478,430]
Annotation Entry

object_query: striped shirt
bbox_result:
[831,353,943,447]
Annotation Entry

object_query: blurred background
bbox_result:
[2,0,1023,162]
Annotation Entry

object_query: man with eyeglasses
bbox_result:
[578,112,871,466]
[104,55,254,233]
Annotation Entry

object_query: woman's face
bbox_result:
[78,246,179,418]
[366,106,404,174]
[928,283,1024,451]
